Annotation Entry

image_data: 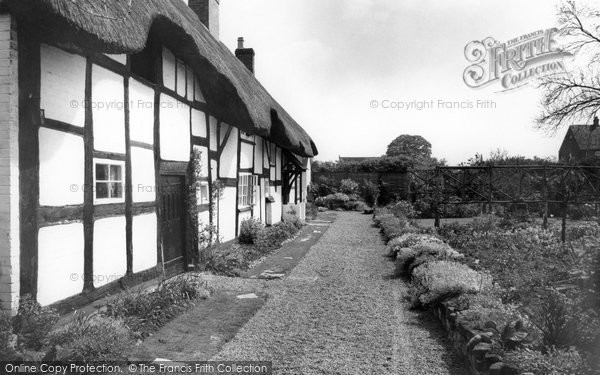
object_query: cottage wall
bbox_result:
[0,14,19,311]
[13,35,310,308]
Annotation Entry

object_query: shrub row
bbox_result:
[207,217,305,276]
[373,210,594,375]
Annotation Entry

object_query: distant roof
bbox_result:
[567,125,600,150]
[338,157,380,163]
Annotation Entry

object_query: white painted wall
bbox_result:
[37,223,84,306]
[263,141,270,170]
[131,147,156,203]
[271,188,282,224]
[162,48,176,92]
[193,145,209,178]
[93,217,127,288]
[92,65,126,154]
[38,128,85,206]
[129,78,155,145]
[191,109,207,138]
[275,147,282,181]
[186,66,194,100]
[176,60,186,98]
[40,44,86,128]
[210,159,218,182]
[218,187,237,242]
[132,213,158,273]
[254,137,263,175]
[219,126,238,179]
[209,116,218,151]
[194,77,205,103]
[159,94,190,162]
[240,142,253,170]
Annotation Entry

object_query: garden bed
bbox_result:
[373,204,599,374]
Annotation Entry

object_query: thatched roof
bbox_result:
[7,0,318,157]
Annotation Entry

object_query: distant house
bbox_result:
[338,156,379,163]
[0,0,317,311]
[559,117,600,162]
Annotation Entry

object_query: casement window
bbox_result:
[199,181,209,205]
[238,174,258,207]
[94,159,125,204]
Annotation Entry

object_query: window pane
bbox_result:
[96,182,109,199]
[110,165,122,181]
[96,164,108,181]
[110,182,123,198]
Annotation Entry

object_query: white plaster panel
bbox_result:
[240,142,254,170]
[92,65,126,154]
[176,60,186,98]
[210,159,218,181]
[162,48,176,92]
[131,147,156,203]
[191,109,207,138]
[219,127,238,179]
[93,217,127,288]
[218,187,237,242]
[39,128,84,206]
[219,123,230,145]
[193,145,209,178]
[276,148,282,180]
[263,141,270,169]
[194,77,205,103]
[37,223,84,306]
[159,94,190,162]
[209,116,218,151]
[270,166,275,182]
[40,44,86,128]
[129,78,155,145]
[132,213,158,273]
[254,137,263,175]
[186,66,194,100]
[271,190,282,224]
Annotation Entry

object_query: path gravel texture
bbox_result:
[213,212,465,375]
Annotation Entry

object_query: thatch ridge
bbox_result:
[7,0,317,157]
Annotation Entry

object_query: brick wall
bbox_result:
[0,13,19,313]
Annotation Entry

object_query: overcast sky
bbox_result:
[220,0,583,164]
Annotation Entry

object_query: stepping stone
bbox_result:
[313,230,322,233]
[237,293,259,299]
[300,237,311,242]
[283,257,293,260]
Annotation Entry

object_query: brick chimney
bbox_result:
[592,116,599,132]
[189,0,220,39]
[235,37,255,74]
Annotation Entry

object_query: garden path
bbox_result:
[212,211,464,375]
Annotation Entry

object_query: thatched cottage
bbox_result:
[0,0,317,311]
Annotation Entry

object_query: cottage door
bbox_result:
[160,175,186,263]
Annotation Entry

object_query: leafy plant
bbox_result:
[238,218,264,245]
[13,295,59,351]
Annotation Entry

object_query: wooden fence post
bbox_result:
[542,165,549,230]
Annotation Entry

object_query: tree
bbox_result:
[386,135,432,160]
[537,1,600,132]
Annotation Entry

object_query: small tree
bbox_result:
[386,135,432,160]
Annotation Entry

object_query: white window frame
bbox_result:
[238,173,258,208]
[93,158,126,205]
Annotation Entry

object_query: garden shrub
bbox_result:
[47,313,131,362]
[255,221,300,252]
[12,295,59,351]
[353,201,370,213]
[410,260,492,308]
[238,218,264,244]
[315,193,350,210]
[339,179,359,195]
[503,347,593,375]
[306,202,318,220]
[361,179,379,207]
[395,242,463,277]
[0,311,17,360]
[389,200,417,219]
[387,233,443,258]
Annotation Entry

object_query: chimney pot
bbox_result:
[235,37,255,74]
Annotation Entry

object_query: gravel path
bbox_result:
[212,212,465,374]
